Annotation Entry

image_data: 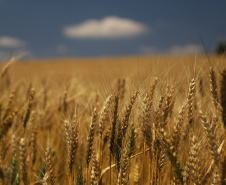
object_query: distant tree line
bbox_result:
[215,41,226,55]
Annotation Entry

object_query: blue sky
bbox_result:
[0,1,226,60]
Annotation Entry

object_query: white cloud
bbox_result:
[168,44,202,55]
[139,44,202,55]
[63,16,148,39]
[0,36,26,48]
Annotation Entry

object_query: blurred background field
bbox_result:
[4,55,226,83]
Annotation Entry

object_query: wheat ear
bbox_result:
[90,149,100,185]
[45,147,54,185]
[140,94,153,148]
[157,130,184,184]
[109,95,119,185]
[210,67,219,108]
[183,135,201,185]
[171,105,186,150]
[122,91,139,136]
[68,116,79,176]
[220,68,226,127]
[117,148,128,185]
[23,87,35,128]
[0,109,18,140]
[99,95,113,136]
[19,138,29,185]
[86,108,97,168]
[199,110,219,165]
[2,90,16,120]
[187,78,196,126]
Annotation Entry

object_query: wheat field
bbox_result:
[0,55,226,185]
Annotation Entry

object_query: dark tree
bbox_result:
[216,41,226,55]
